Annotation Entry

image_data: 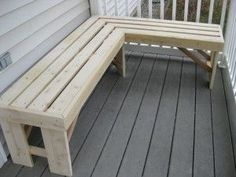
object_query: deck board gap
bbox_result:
[192,63,197,177]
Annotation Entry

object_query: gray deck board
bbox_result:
[0,51,235,177]
[168,60,196,177]
[194,66,214,177]
[211,70,236,177]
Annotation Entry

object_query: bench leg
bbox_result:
[0,119,33,167]
[113,46,126,77]
[209,51,218,89]
[41,128,72,176]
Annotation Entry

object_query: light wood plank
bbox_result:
[0,104,64,130]
[100,16,220,27]
[112,23,221,37]
[29,146,47,158]
[103,18,220,32]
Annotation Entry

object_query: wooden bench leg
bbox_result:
[209,51,218,89]
[0,119,33,167]
[41,128,72,176]
[113,46,126,77]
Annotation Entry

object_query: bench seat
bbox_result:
[0,16,224,176]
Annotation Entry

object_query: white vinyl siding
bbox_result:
[0,0,90,166]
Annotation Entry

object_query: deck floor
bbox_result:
[0,51,236,177]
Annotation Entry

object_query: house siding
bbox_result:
[0,0,90,166]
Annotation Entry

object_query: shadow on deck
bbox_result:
[0,51,235,177]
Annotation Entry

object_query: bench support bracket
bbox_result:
[178,47,212,72]
[209,51,218,89]
[196,49,211,61]
[178,48,219,89]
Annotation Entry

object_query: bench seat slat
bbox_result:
[112,23,221,37]
[11,20,106,108]
[47,30,125,129]
[123,29,223,51]
[28,25,115,112]
[0,105,65,130]
[100,16,220,28]
[104,19,220,32]
[0,16,99,105]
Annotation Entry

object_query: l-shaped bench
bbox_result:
[0,16,224,176]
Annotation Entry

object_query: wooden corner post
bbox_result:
[41,128,72,176]
[113,46,126,77]
[0,119,33,167]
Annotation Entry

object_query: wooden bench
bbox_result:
[0,16,224,176]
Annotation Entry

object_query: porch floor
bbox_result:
[1,51,236,177]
